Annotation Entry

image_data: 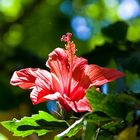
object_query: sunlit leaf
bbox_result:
[1,111,68,137]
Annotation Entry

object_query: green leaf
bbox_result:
[1,111,68,137]
[54,118,83,140]
[83,112,112,140]
[102,21,128,41]
[84,112,112,125]
[101,120,125,134]
[82,120,97,140]
[86,88,129,118]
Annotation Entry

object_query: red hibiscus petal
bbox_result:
[72,57,87,79]
[34,69,52,90]
[58,97,72,112]
[46,48,68,78]
[30,86,46,104]
[74,97,92,112]
[69,86,86,101]
[69,57,91,100]
[61,96,92,112]
[46,48,69,94]
[85,65,125,86]
[51,73,63,94]
[29,70,58,105]
[10,68,39,89]
[30,86,59,105]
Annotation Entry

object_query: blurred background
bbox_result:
[0,0,140,139]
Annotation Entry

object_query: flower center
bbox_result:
[61,33,77,96]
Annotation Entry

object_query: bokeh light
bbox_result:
[3,24,23,47]
[60,0,73,15]
[46,100,58,114]
[0,0,22,20]
[104,0,119,8]
[127,19,140,41]
[118,0,140,20]
[71,16,93,40]
[101,83,109,95]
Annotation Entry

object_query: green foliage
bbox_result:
[1,88,140,140]
[0,0,140,140]
[102,21,128,41]
[54,118,83,140]
[85,88,140,139]
[1,111,68,137]
[82,112,111,140]
[82,120,97,140]
[87,88,125,118]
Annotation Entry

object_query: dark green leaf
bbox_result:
[86,88,132,118]
[84,112,112,125]
[83,112,113,140]
[102,21,128,41]
[118,51,140,74]
[1,111,68,137]
[86,88,105,111]
[101,120,126,134]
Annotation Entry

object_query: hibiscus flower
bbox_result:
[10,33,124,112]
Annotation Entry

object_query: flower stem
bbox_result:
[95,128,101,140]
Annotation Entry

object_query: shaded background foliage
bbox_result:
[0,0,140,139]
